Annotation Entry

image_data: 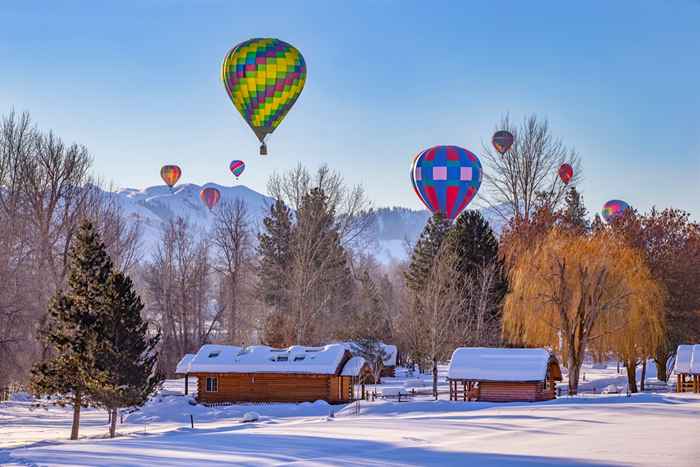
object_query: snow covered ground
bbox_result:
[2,365,699,466]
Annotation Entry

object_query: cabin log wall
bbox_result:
[192,373,356,404]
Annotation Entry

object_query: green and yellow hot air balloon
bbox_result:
[221,38,307,155]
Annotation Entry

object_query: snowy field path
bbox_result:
[3,393,700,466]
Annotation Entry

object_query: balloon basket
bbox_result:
[260,143,268,156]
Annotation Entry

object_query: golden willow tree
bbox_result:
[503,228,664,394]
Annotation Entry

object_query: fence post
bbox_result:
[190,414,194,429]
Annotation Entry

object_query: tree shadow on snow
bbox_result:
[6,431,625,466]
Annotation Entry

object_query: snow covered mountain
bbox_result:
[106,184,504,264]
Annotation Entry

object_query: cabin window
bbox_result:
[206,376,218,392]
[294,356,305,361]
[208,351,220,358]
[277,355,289,362]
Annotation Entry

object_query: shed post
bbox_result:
[184,374,189,395]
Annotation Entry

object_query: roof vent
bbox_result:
[208,351,220,358]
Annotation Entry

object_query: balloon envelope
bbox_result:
[559,163,573,184]
[200,187,221,211]
[160,165,182,188]
[492,130,514,155]
[230,160,245,178]
[602,199,630,223]
[411,145,483,220]
[221,38,306,154]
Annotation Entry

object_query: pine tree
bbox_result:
[257,198,293,309]
[446,210,502,281]
[560,187,590,233]
[404,213,452,293]
[257,199,294,344]
[92,271,162,438]
[445,210,507,326]
[30,220,114,440]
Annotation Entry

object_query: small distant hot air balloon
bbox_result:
[558,163,573,185]
[410,145,483,220]
[200,187,221,211]
[602,199,630,223]
[492,130,514,155]
[229,160,245,179]
[160,165,182,189]
[222,38,307,155]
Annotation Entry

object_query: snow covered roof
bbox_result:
[185,344,350,375]
[692,345,700,374]
[447,347,559,382]
[341,357,367,376]
[175,354,195,374]
[187,345,243,373]
[382,344,398,367]
[674,345,693,374]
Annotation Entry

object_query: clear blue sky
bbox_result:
[1,1,698,218]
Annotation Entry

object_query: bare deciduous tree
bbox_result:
[212,199,255,344]
[482,115,582,222]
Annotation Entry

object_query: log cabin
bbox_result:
[179,344,368,404]
[673,344,700,393]
[447,347,562,402]
[380,344,398,378]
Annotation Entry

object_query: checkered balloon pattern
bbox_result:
[410,145,483,220]
[602,199,630,223]
[222,38,306,142]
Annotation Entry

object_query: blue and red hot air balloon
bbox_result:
[602,199,630,223]
[410,145,483,220]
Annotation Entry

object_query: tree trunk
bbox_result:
[109,407,118,438]
[70,391,81,440]
[566,345,582,395]
[640,360,647,392]
[432,358,438,400]
[625,360,638,393]
[654,355,668,382]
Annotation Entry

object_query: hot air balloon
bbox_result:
[602,199,630,223]
[410,145,483,220]
[200,187,221,211]
[221,38,307,155]
[492,130,514,155]
[229,160,245,179]
[410,152,427,208]
[558,163,573,185]
[160,165,182,189]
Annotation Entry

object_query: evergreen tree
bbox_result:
[560,187,590,233]
[92,271,162,438]
[404,213,452,293]
[257,199,294,344]
[445,210,507,323]
[30,220,113,440]
[257,199,293,309]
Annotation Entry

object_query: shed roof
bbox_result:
[691,345,700,374]
[340,356,368,376]
[382,344,398,367]
[175,353,195,374]
[447,347,558,382]
[185,343,348,375]
[674,345,693,374]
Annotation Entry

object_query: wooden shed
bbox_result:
[380,344,398,378]
[447,347,562,402]
[673,344,700,393]
[180,344,368,404]
[175,353,196,395]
